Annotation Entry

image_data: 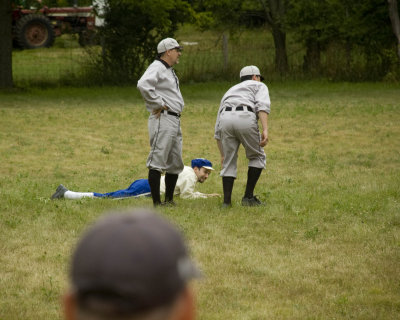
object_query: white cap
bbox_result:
[240,65,264,81]
[157,38,182,54]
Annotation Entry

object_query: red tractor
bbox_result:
[12,3,96,49]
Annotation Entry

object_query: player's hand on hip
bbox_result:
[152,106,168,119]
[260,130,269,147]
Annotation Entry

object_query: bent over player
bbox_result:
[51,159,219,200]
[214,66,270,207]
[137,37,184,207]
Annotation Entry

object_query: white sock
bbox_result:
[64,191,95,200]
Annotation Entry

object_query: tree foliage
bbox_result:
[287,0,397,78]
[192,0,244,31]
[192,0,289,74]
[92,0,193,84]
[190,0,398,80]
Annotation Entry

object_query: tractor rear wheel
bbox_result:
[15,14,55,49]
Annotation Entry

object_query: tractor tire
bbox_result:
[14,14,55,49]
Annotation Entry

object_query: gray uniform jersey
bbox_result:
[137,59,184,114]
[214,80,271,177]
[137,59,184,174]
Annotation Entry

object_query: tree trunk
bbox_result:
[303,40,321,74]
[0,0,13,88]
[271,27,288,74]
[345,40,352,71]
[262,0,289,75]
[388,0,400,61]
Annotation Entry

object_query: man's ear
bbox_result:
[62,291,78,320]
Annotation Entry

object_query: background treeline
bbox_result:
[12,0,400,85]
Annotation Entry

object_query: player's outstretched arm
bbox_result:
[206,193,221,197]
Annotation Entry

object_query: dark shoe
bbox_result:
[153,201,162,207]
[160,200,176,207]
[221,202,232,208]
[241,195,265,207]
[51,184,68,199]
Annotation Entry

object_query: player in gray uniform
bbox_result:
[214,66,270,207]
[137,38,184,206]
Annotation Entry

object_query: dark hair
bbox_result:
[240,75,253,82]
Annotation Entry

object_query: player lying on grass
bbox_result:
[51,158,220,200]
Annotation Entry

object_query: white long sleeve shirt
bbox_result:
[137,59,184,114]
[160,166,209,199]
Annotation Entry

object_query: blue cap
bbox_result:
[191,158,214,170]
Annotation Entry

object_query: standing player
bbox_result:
[137,37,184,207]
[214,66,270,207]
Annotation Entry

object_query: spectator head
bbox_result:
[63,209,201,320]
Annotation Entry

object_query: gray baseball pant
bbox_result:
[219,109,266,177]
[146,112,184,175]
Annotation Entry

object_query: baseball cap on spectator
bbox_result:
[157,38,183,54]
[239,65,265,81]
[191,158,214,171]
[70,209,201,316]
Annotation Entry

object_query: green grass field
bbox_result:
[0,81,399,319]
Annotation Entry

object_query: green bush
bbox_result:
[87,0,193,85]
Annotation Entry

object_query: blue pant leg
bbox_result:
[93,179,151,198]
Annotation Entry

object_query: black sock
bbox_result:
[222,177,235,204]
[165,173,178,202]
[244,167,263,198]
[148,169,161,206]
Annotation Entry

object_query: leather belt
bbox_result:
[161,109,181,117]
[221,106,254,113]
